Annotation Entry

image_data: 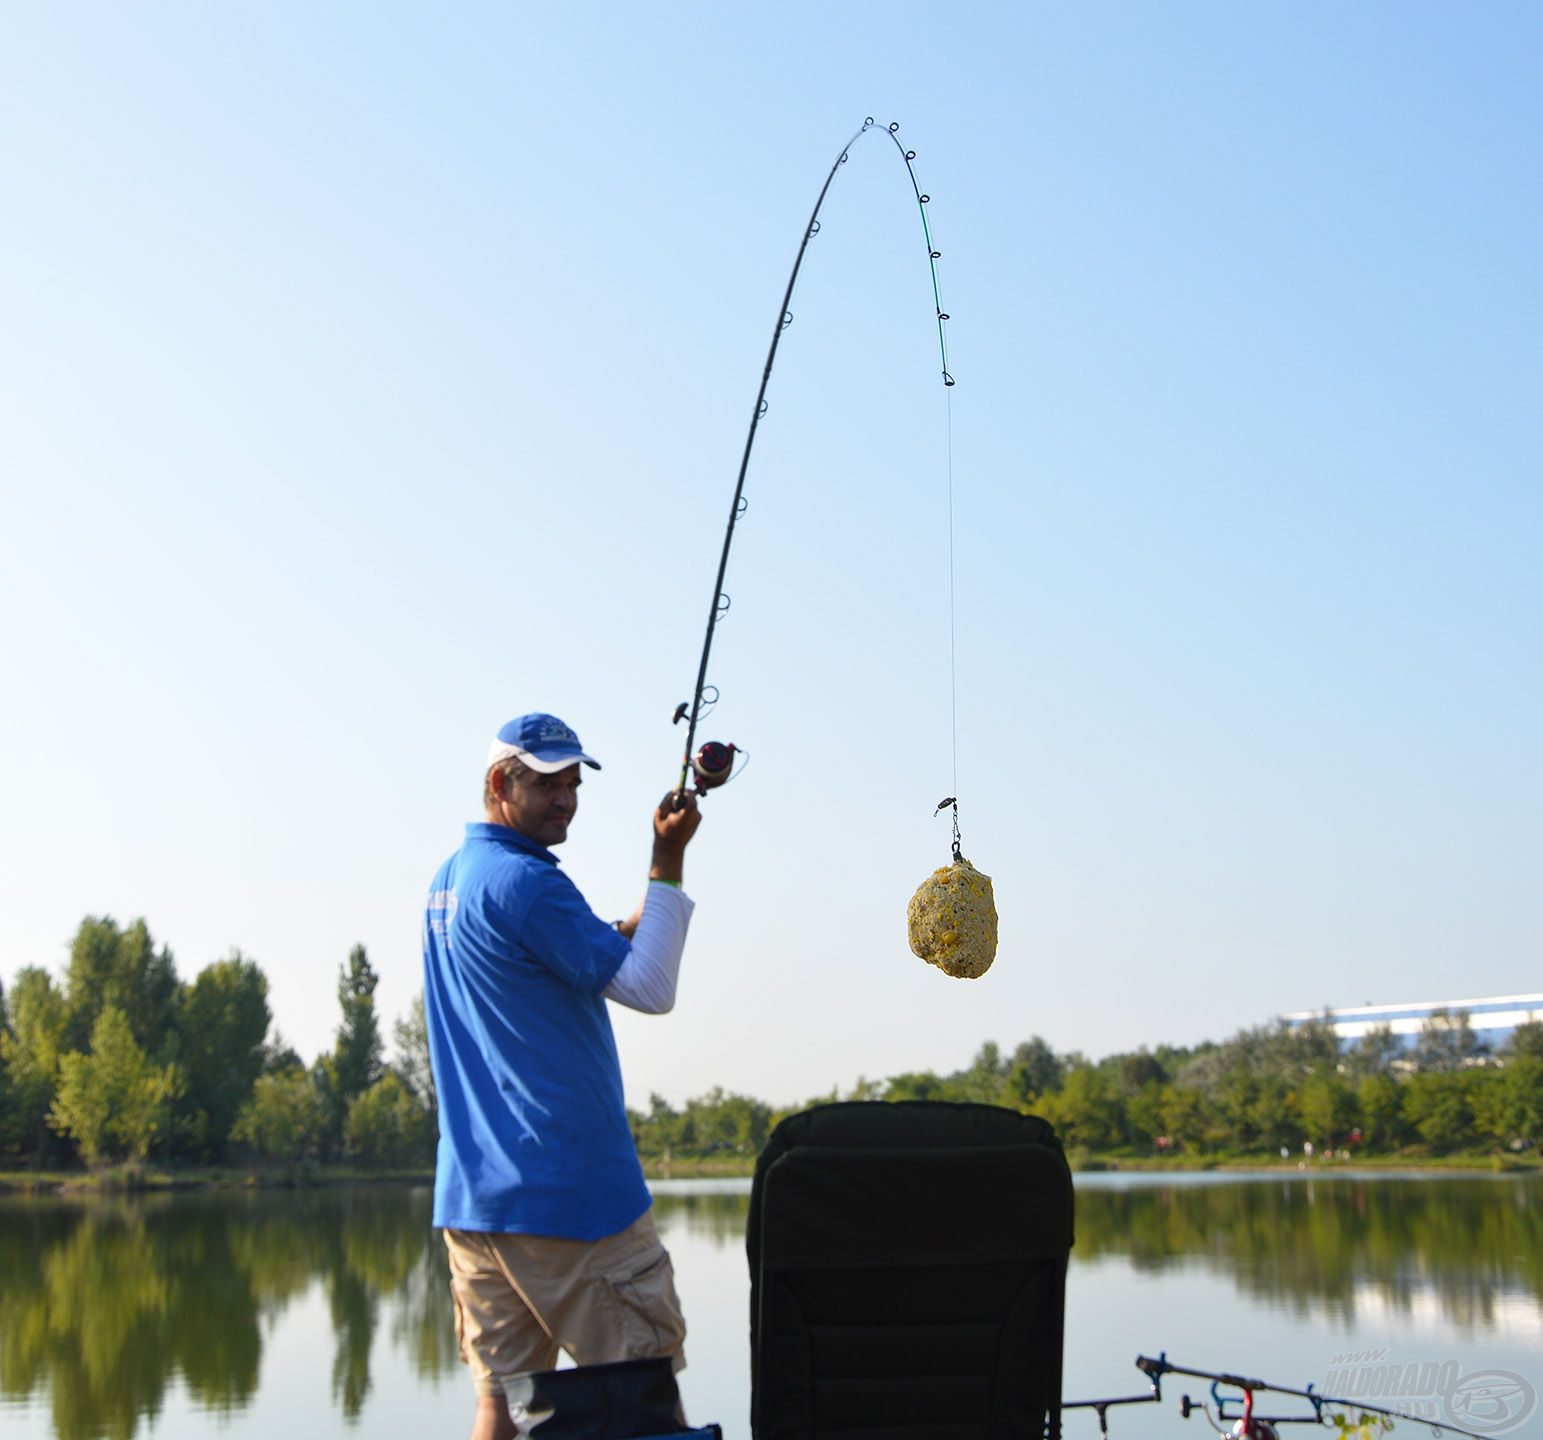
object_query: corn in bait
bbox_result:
[907,857,998,979]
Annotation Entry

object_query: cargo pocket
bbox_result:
[603,1246,688,1364]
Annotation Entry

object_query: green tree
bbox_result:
[696,1088,772,1153]
[391,994,435,1114]
[1158,1084,1206,1153]
[1504,1021,1543,1063]
[1172,1043,1227,1098]
[1411,1008,1485,1073]
[1119,1050,1167,1093]
[1346,1023,1402,1077]
[1215,1070,1259,1151]
[1300,1074,1355,1150]
[950,1041,1006,1104]
[1469,1069,1511,1152]
[0,967,71,1161]
[1279,1014,1343,1080]
[1505,1056,1543,1150]
[0,978,8,1143]
[49,1006,182,1165]
[232,1070,326,1163]
[1043,1065,1122,1149]
[883,1071,946,1102]
[1484,1056,1543,1152]
[1246,1075,1298,1152]
[331,946,383,1097]
[317,945,383,1155]
[344,1073,433,1167]
[1401,1071,1474,1152]
[1005,1036,1063,1104]
[63,916,180,1058]
[176,952,271,1156]
[1356,1072,1404,1151]
[1124,1079,1166,1146]
[630,1091,681,1158]
[262,1030,305,1075]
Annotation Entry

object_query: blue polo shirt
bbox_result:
[423,822,648,1239]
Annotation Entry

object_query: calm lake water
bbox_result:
[2,1173,1539,1439]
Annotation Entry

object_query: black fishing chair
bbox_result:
[747,1101,1074,1440]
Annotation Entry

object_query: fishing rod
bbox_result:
[671,117,954,798]
[1143,1353,1499,1439]
[1065,1353,1499,1439]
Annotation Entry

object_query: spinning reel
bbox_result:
[689,739,746,794]
[671,700,747,796]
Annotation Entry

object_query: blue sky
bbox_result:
[3,4,1539,1106]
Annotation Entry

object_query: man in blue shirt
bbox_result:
[423,712,702,1440]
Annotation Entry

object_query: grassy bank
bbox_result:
[1065,1149,1541,1173]
[641,1157,759,1179]
[0,1164,434,1195]
[641,1150,1542,1179]
[5,1149,1536,1195]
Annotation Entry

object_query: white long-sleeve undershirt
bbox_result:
[603,881,695,1014]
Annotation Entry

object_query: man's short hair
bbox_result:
[484,756,528,809]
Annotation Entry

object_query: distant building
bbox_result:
[1281,994,1543,1054]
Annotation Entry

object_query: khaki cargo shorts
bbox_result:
[443,1211,687,1397]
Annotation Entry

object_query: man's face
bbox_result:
[497,763,582,847]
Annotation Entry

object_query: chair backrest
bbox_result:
[747,1101,1074,1440]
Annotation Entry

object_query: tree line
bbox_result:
[4,914,1540,1173]
[0,916,435,1170]
[629,1014,1543,1164]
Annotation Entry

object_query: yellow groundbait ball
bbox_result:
[907,858,998,979]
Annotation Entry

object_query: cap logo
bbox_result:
[490,713,599,773]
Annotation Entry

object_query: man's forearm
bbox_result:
[616,844,685,938]
[649,842,686,886]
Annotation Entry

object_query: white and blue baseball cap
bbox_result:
[486,713,602,774]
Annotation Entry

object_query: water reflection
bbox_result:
[0,1189,453,1439]
[651,1187,753,1246]
[0,1177,1538,1439]
[1073,1177,1543,1336]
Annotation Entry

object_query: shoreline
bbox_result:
[2,1149,1536,1195]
